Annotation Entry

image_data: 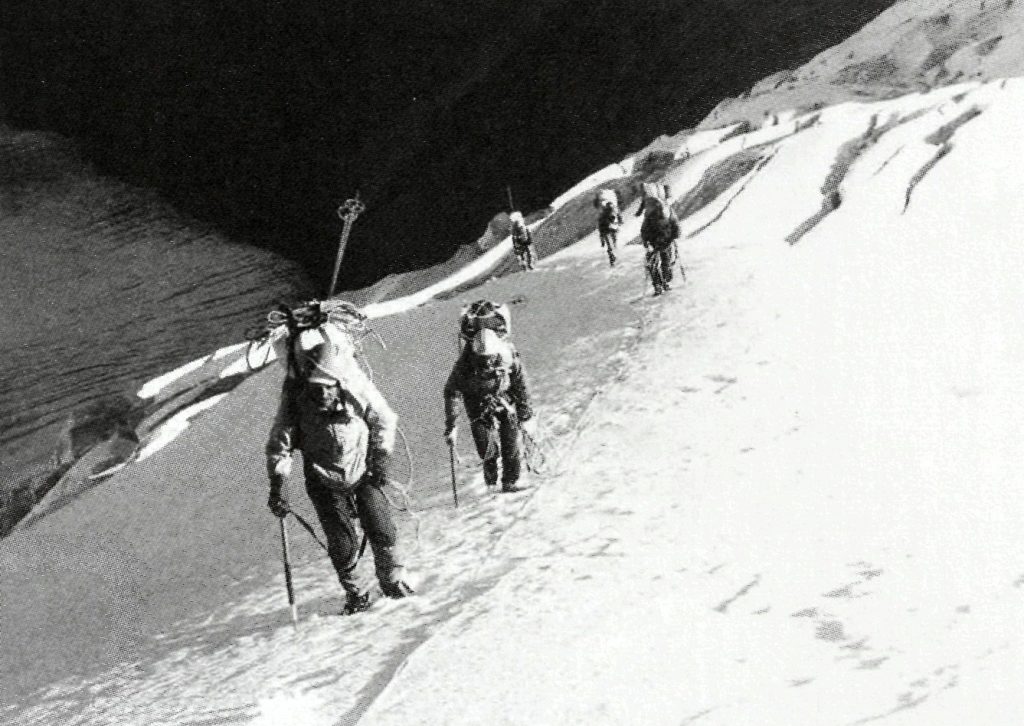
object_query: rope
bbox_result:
[381,424,424,551]
[244,335,275,373]
[285,507,328,552]
[246,298,381,377]
[469,401,507,464]
[522,422,560,478]
[382,477,423,551]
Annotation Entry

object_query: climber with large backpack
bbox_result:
[640,195,681,296]
[595,189,623,267]
[264,300,414,615]
[444,302,533,493]
[509,211,535,271]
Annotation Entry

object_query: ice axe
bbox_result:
[327,195,366,299]
[278,517,299,628]
[674,240,686,283]
[448,441,460,508]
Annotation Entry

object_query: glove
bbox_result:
[268,474,289,518]
[268,493,289,518]
[516,405,533,423]
[445,426,458,447]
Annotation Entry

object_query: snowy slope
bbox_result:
[362,78,1024,726]
[5,78,1024,725]
[702,0,1024,130]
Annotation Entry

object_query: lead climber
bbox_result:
[265,308,414,615]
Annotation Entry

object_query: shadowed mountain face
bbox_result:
[0,0,892,290]
[701,0,1024,129]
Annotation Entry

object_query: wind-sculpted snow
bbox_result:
[5,78,1024,724]
[903,105,985,211]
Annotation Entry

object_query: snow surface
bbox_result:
[136,354,212,399]
[4,79,1024,725]
[135,394,229,464]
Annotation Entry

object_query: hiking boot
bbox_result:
[662,282,671,292]
[342,592,372,615]
[382,580,415,599]
[652,287,663,297]
[501,481,525,493]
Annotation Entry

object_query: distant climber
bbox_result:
[595,189,623,267]
[509,211,535,271]
[444,319,533,493]
[265,308,413,615]
[640,196,681,296]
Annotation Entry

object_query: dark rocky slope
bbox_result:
[0,0,893,289]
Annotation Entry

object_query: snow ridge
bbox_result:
[6,78,1024,725]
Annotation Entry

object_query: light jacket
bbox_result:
[266,365,397,490]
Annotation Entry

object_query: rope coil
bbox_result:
[243,299,382,376]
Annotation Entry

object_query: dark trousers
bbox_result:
[515,245,535,270]
[305,477,402,596]
[600,230,618,264]
[470,409,522,487]
[647,244,675,290]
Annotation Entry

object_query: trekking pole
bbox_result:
[448,442,459,508]
[278,517,299,628]
[328,194,366,299]
[506,185,515,213]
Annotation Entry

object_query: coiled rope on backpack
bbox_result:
[244,299,383,377]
